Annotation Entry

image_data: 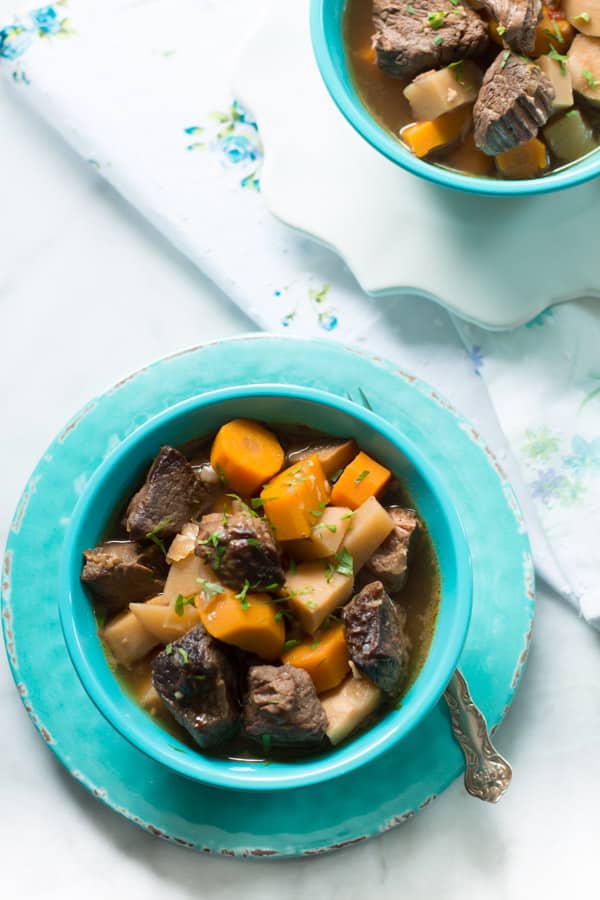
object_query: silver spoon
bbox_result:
[444,668,512,803]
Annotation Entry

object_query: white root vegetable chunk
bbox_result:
[102,607,160,667]
[166,522,200,563]
[288,439,357,477]
[536,55,574,112]
[285,507,353,561]
[130,595,200,643]
[320,673,382,745]
[283,562,354,633]
[163,551,214,603]
[563,0,600,37]
[404,62,482,121]
[544,109,598,161]
[568,34,600,106]
[342,496,394,572]
[135,669,163,716]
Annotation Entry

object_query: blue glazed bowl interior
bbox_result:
[59,385,472,791]
[310,0,600,197]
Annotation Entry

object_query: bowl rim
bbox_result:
[309,0,600,197]
[59,383,472,791]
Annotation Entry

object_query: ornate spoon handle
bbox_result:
[444,669,512,803]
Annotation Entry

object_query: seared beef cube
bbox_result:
[365,507,419,593]
[81,541,166,613]
[342,581,410,697]
[195,511,284,591]
[373,0,489,79]
[478,0,541,55]
[474,52,555,155]
[243,664,328,748]
[125,446,214,542]
[152,625,239,748]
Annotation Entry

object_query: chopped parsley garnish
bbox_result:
[193,674,206,681]
[427,10,447,28]
[145,516,172,555]
[246,537,261,547]
[196,578,225,598]
[330,467,344,484]
[177,647,189,665]
[261,582,280,591]
[341,511,354,520]
[289,558,297,575]
[310,639,320,651]
[215,463,227,486]
[566,109,579,118]
[283,639,301,651]
[496,24,506,36]
[576,11,591,22]
[433,35,443,45]
[449,59,464,84]
[582,67,599,88]
[251,495,278,508]
[226,492,258,517]
[323,614,342,629]
[274,608,292,623]
[165,643,173,655]
[450,0,460,6]
[261,734,272,755]
[235,579,252,609]
[95,608,106,629]
[325,523,337,533]
[325,547,354,581]
[174,690,184,700]
[501,50,511,69]
[551,19,564,44]
[548,45,568,75]
[354,469,370,484]
[306,600,318,610]
[407,3,417,13]
[174,593,196,616]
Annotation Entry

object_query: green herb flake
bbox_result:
[323,614,342,630]
[326,523,338,533]
[262,582,280,591]
[496,24,506,35]
[566,108,579,117]
[427,10,447,28]
[174,593,196,616]
[407,3,417,13]
[582,67,599,88]
[501,50,511,69]
[334,547,354,578]
[576,11,591,23]
[226,492,258,517]
[310,508,324,518]
[306,600,318,610]
[551,19,564,43]
[289,558,297,575]
[196,578,225,597]
[330,467,344,484]
[449,59,464,84]
[310,640,320,651]
[274,608,292,623]
[450,0,460,6]
[145,516,172,555]
[165,643,173,655]
[174,690,184,700]
[341,511,354,520]
[354,469,370,484]
[283,639,301,651]
[548,45,568,75]
[193,674,207,681]
[235,579,252,609]
[177,647,189,665]
[215,463,227,487]
[261,734,272,756]
[95,609,106,630]
[433,34,443,45]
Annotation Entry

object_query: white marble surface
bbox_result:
[1,61,600,899]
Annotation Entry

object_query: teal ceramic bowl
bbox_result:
[310,0,600,197]
[59,384,472,791]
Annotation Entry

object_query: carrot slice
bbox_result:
[282,624,350,694]
[210,419,284,496]
[196,589,284,661]
[330,451,391,510]
[261,454,331,541]
[496,138,549,179]
[402,106,472,159]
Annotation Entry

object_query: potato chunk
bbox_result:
[129,595,200,643]
[544,109,598,162]
[283,562,354,633]
[285,506,353,561]
[342,496,394,572]
[163,552,214,603]
[568,33,600,106]
[563,0,600,37]
[404,62,482,122]
[320,673,382,745]
[102,608,159,667]
[536,55,574,112]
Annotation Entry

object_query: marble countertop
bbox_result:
[1,65,599,900]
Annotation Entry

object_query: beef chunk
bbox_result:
[243,664,328,748]
[474,52,555,154]
[479,0,541,55]
[365,507,419,593]
[342,581,410,697]
[195,511,284,591]
[125,446,214,542]
[81,541,166,613]
[152,625,239,748]
[373,0,489,79]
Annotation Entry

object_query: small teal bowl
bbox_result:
[310,0,600,197]
[59,384,472,791]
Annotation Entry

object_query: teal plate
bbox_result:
[1,336,534,857]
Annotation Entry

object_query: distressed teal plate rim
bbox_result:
[1,335,535,858]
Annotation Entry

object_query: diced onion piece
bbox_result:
[166,522,200,563]
[320,673,382,745]
[404,62,482,122]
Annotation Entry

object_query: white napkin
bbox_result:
[2,0,599,625]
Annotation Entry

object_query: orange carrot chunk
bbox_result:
[196,588,284,661]
[402,106,472,159]
[445,132,495,176]
[330,451,391,510]
[496,138,549,179]
[261,454,331,541]
[210,419,284,496]
[282,624,350,694]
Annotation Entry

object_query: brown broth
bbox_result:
[96,424,441,762]
[344,0,600,179]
